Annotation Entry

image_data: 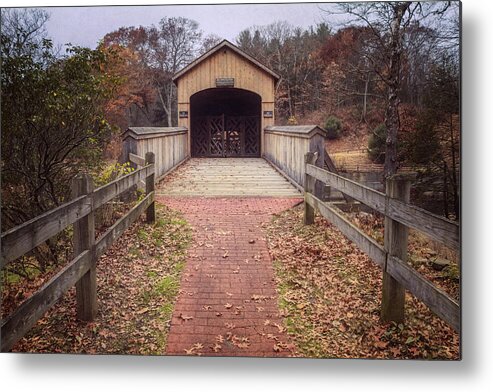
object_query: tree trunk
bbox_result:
[157,88,171,126]
[443,162,449,219]
[383,2,411,179]
[449,114,459,219]
[166,83,174,127]
[362,71,370,122]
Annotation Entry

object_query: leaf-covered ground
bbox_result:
[10,205,192,354]
[265,204,460,359]
[343,210,460,301]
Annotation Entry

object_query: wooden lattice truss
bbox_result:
[192,115,260,157]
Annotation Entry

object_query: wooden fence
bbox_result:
[303,152,460,332]
[0,152,156,352]
[122,127,189,182]
[263,125,326,196]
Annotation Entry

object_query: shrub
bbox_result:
[368,123,387,163]
[324,116,342,140]
[93,162,135,227]
[93,161,134,187]
[287,116,298,125]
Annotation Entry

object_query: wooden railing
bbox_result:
[303,152,460,332]
[0,152,156,351]
[122,127,189,182]
[263,125,326,196]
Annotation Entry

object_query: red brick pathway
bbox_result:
[157,196,302,357]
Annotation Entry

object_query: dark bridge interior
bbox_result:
[190,88,261,157]
[191,88,260,117]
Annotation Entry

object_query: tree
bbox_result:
[326,2,454,178]
[0,8,49,58]
[237,22,325,120]
[150,17,202,127]
[1,20,121,232]
[318,26,383,120]
[102,17,203,127]
[200,33,222,54]
[102,27,158,128]
[404,54,459,219]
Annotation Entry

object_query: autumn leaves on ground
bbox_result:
[10,205,192,355]
[5,200,458,359]
[267,205,459,359]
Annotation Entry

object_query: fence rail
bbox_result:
[304,153,460,332]
[122,127,188,182]
[1,152,156,352]
[306,164,459,251]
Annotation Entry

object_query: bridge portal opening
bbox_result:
[190,88,261,157]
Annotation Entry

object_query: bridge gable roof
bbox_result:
[172,39,280,83]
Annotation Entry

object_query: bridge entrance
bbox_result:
[190,88,261,157]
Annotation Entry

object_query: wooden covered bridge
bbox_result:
[122,40,326,198]
[0,40,460,354]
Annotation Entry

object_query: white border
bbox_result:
[1,1,492,391]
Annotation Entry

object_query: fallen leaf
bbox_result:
[179,313,194,321]
[216,335,224,343]
[211,343,222,352]
[374,341,389,349]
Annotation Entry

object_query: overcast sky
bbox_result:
[31,2,342,50]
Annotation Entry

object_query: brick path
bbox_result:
[157,196,302,357]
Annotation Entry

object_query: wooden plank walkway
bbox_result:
[157,158,301,197]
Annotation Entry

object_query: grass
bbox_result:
[134,205,192,354]
[11,203,193,355]
[274,260,326,357]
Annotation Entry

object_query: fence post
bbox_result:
[303,152,318,225]
[145,152,156,223]
[121,132,138,170]
[381,174,412,323]
[71,173,97,321]
[309,131,326,199]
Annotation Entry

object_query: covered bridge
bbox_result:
[173,39,279,158]
[122,39,326,195]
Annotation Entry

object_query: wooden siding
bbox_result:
[176,47,276,154]
[263,126,326,191]
[264,132,309,186]
[129,132,189,179]
[176,47,275,103]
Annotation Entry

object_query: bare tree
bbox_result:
[150,17,202,127]
[237,21,324,119]
[200,33,222,54]
[0,8,49,58]
[325,1,454,178]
